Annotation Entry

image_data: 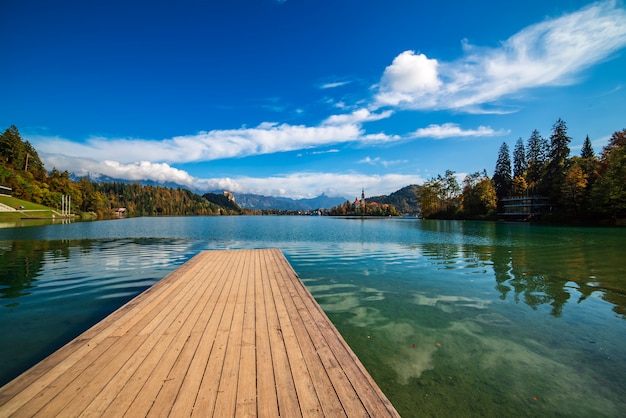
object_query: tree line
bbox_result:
[329,199,402,216]
[0,125,239,218]
[419,119,626,223]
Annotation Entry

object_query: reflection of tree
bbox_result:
[490,225,626,318]
[491,228,571,316]
[417,222,625,318]
[0,240,88,302]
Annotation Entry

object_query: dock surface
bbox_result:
[0,249,399,417]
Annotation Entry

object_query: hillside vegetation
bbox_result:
[0,125,241,219]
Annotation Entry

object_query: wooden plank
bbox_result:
[190,249,247,417]
[253,249,280,418]
[260,249,303,418]
[212,249,250,416]
[0,249,400,418]
[265,249,324,417]
[167,250,242,417]
[99,252,226,416]
[235,250,258,417]
[270,250,349,417]
[142,251,232,418]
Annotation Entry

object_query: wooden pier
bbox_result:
[0,249,399,417]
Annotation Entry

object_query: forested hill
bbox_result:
[0,125,238,218]
[368,185,421,214]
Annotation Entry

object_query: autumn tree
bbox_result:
[460,171,497,219]
[419,170,460,218]
[47,168,83,211]
[591,129,626,218]
[562,159,588,217]
[418,180,442,218]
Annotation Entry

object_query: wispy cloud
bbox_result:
[358,156,408,167]
[322,108,393,126]
[30,108,400,165]
[311,149,340,155]
[410,123,507,139]
[31,122,364,164]
[320,81,352,89]
[374,1,626,111]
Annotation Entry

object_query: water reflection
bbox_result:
[0,240,65,300]
[1,218,625,417]
[412,221,626,319]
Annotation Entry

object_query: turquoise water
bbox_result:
[1,217,625,416]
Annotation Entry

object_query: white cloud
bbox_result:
[41,151,423,198]
[374,1,626,111]
[410,123,507,139]
[30,121,364,165]
[310,149,340,155]
[222,172,424,199]
[322,108,393,126]
[42,154,197,188]
[375,51,442,107]
[358,156,408,168]
[29,108,402,167]
[320,81,351,89]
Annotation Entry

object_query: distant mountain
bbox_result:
[71,173,347,211]
[368,184,421,214]
[229,192,347,211]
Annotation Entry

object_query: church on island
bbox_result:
[353,189,391,214]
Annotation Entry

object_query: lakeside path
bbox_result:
[0,248,399,417]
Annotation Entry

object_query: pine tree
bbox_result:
[581,135,595,159]
[0,125,26,169]
[545,118,571,204]
[526,129,548,193]
[512,137,527,196]
[493,142,512,205]
[513,137,526,179]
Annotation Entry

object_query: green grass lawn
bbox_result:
[0,195,59,219]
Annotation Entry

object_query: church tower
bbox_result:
[361,188,366,216]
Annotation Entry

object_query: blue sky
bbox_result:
[2,0,625,199]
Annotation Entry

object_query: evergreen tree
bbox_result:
[493,142,512,206]
[526,129,548,193]
[0,125,26,169]
[512,138,527,196]
[581,135,595,159]
[544,118,571,204]
[513,138,526,179]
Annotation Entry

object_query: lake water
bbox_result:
[1,216,625,417]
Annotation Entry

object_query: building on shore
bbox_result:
[498,196,550,221]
